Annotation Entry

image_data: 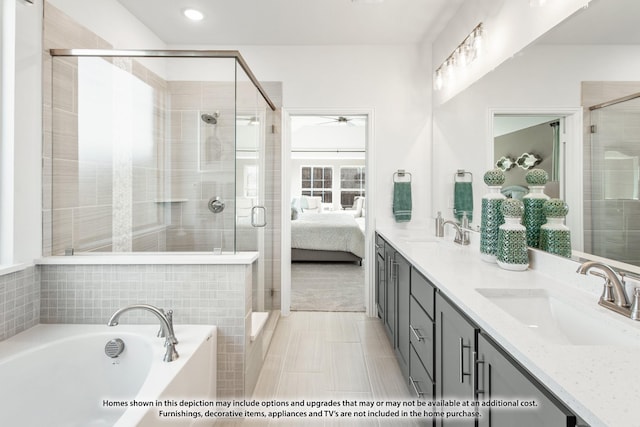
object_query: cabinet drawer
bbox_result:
[410,295,435,380]
[409,344,434,400]
[411,268,435,320]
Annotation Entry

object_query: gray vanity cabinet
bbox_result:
[435,292,479,427]
[476,333,578,427]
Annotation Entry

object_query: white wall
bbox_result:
[431,0,591,104]
[431,43,640,233]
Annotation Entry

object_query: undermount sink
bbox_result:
[476,288,633,346]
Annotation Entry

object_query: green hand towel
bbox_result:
[454,182,473,223]
[393,182,412,223]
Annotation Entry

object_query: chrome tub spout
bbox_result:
[107,304,179,362]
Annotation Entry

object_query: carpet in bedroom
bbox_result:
[291,262,365,312]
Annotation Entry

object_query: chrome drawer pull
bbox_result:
[459,337,471,384]
[474,355,485,396]
[409,376,425,398]
[410,324,425,342]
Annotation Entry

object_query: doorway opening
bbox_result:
[287,113,369,312]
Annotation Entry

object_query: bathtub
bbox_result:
[0,324,216,427]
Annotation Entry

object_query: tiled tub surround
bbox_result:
[0,266,40,341]
[378,225,640,427]
[37,257,257,399]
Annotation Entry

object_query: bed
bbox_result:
[291,212,365,263]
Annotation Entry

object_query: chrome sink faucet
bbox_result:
[107,304,179,361]
[438,214,470,245]
[576,261,637,320]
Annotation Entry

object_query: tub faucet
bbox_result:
[576,261,633,319]
[107,304,179,362]
[440,219,470,245]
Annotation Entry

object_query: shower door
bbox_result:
[589,95,640,266]
[236,65,271,312]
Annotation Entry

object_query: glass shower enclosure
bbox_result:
[45,49,274,255]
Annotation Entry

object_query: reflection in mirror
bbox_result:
[493,115,562,200]
[587,93,640,266]
[432,0,640,270]
[496,156,515,171]
[516,152,542,170]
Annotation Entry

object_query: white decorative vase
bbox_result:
[522,169,550,248]
[497,199,529,272]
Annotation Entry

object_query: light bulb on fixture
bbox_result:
[472,25,483,53]
[183,8,204,21]
[433,68,444,91]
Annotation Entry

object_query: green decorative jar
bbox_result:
[539,199,572,258]
[522,169,550,248]
[480,169,506,263]
[497,199,529,271]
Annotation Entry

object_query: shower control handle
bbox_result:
[208,197,225,214]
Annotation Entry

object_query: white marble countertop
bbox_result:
[377,225,640,427]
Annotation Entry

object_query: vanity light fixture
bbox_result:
[183,8,204,21]
[433,23,483,91]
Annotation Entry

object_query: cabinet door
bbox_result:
[384,245,396,345]
[395,252,411,378]
[476,333,577,427]
[436,293,478,427]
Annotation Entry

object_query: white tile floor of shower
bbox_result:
[216,311,422,426]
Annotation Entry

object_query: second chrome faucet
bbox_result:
[576,261,640,321]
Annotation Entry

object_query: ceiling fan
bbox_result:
[316,115,365,126]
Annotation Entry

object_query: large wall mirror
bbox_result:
[432,0,640,269]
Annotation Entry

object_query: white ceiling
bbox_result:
[116,0,463,45]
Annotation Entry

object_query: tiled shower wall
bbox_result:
[582,82,640,266]
[39,263,252,398]
[0,267,40,341]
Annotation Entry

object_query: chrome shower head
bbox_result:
[201,112,219,125]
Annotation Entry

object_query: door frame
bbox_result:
[281,107,376,316]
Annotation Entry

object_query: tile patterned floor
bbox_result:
[216,311,422,426]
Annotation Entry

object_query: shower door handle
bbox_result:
[251,206,267,227]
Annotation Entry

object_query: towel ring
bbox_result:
[454,169,473,183]
[393,169,412,183]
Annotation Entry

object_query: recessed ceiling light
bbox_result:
[183,8,204,21]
